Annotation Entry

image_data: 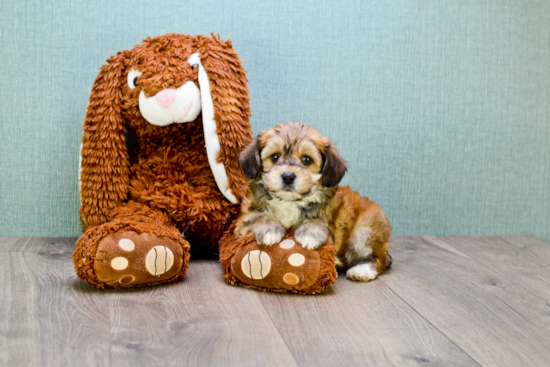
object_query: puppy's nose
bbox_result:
[155,89,177,109]
[281,172,296,185]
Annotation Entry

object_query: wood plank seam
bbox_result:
[109,300,112,367]
[422,236,550,305]
[252,292,303,367]
[382,236,550,366]
[378,277,483,367]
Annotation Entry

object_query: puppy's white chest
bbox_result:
[268,200,302,229]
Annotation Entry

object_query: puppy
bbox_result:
[235,121,392,281]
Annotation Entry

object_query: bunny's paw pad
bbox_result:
[94,231,184,287]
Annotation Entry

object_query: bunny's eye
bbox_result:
[127,69,143,90]
[191,64,199,70]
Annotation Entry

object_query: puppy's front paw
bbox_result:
[295,222,328,250]
[253,222,285,246]
[346,262,379,282]
[295,234,323,250]
[259,231,284,246]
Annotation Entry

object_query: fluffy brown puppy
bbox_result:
[73,34,252,288]
[235,122,392,281]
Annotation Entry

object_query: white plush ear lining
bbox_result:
[78,142,83,191]
[187,53,237,204]
[78,142,86,226]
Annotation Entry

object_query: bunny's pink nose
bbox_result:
[155,89,177,109]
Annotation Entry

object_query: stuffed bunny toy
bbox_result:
[73,34,252,288]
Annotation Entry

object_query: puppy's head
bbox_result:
[239,122,347,200]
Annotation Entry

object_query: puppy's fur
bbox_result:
[235,122,392,281]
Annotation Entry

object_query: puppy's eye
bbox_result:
[301,156,312,166]
[191,64,199,70]
[270,153,281,163]
[127,69,143,90]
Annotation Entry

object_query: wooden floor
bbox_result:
[1,236,550,366]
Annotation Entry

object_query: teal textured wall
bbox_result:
[1,0,549,241]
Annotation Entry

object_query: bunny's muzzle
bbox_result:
[138,81,202,127]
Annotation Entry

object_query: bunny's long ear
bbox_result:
[192,35,252,204]
[79,52,130,231]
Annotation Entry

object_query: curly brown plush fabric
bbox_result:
[73,34,252,288]
[74,202,191,288]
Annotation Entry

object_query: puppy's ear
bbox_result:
[238,136,262,179]
[321,143,347,187]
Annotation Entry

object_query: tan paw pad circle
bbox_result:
[241,250,271,279]
[145,246,175,276]
[279,239,295,249]
[283,272,300,285]
[111,257,129,270]
[119,275,135,284]
[118,238,135,252]
[288,253,305,267]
